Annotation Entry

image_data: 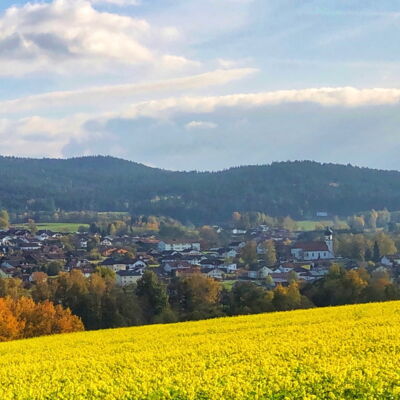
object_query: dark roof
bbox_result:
[292,242,329,252]
[117,270,142,277]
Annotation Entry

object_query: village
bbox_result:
[0,223,397,288]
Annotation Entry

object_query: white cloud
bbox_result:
[117,87,400,121]
[185,121,217,130]
[0,0,195,76]
[0,68,257,115]
[0,114,86,157]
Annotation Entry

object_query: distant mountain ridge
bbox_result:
[1,155,400,224]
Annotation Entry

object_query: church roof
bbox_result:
[292,241,329,252]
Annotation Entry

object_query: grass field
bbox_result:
[14,222,89,233]
[0,301,399,399]
[296,219,348,231]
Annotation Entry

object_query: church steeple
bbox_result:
[324,227,334,255]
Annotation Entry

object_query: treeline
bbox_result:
[0,270,311,330]
[4,156,400,224]
[334,231,398,261]
[347,209,400,232]
[2,265,400,336]
[303,265,400,306]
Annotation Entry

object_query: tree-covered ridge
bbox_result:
[2,155,400,224]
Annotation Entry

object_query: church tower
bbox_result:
[324,227,334,255]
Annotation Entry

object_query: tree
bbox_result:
[373,241,381,262]
[95,266,116,280]
[348,215,365,232]
[0,210,9,230]
[225,282,273,315]
[0,278,29,299]
[199,226,219,248]
[374,232,397,256]
[169,274,222,320]
[46,261,63,276]
[365,210,378,230]
[377,209,391,228]
[263,240,277,267]
[281,216,297,231]
[135,271,171,323]
[272,283,308,311]
[240,242,258,269]
[0,298,22,341]
[231,212,242,228]
[27,219,37,234]
[0,297,83,341]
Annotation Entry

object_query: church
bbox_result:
[291,228,334,261]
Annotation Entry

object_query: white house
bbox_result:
[258,266,274,278]
[101,238,113,247]
[158,241,201,252]
[381,255,400,267]
[127,259,148,271]
[116,270,143,286]
[206,268,224,280]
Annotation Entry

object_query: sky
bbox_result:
[1,0,400,171]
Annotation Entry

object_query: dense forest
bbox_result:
[2,156,400,224]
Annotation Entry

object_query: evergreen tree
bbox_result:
[135,271,170,323]
[373,241,381,262]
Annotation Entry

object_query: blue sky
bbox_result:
[1,0,400,170]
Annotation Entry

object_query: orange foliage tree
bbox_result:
[0,297,83,342]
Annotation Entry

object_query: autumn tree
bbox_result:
[240,241,258,269]
[348,215,365,232]
[169,274,222,320]
[199,226,219,248]
[0,297,83,341]
[0,210,9,230]
[374,232,397,256]
[27,219,37,234]
[263,240,277,267]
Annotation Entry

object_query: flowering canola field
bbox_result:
[1,301,400,399]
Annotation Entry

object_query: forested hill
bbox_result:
[1,155,400,224]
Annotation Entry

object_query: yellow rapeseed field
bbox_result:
[0,301,399,399]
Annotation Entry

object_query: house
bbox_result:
[116,270,143,286]
[163,261,193,273]
[232,228,247,235]
[100,258,129,272]
[247,270,259,279]
[157,241,201,252]
[220,263,237,273]
[258,266,274,278]
[19,242,42,251]
[203,268,224,280]
[36,231,52,241]
[101,238,113,247]
[217,248,238,259]
[269,272,289,285]
[381,255,400,267]
[228,241,246,250]
[127,258,148,271]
